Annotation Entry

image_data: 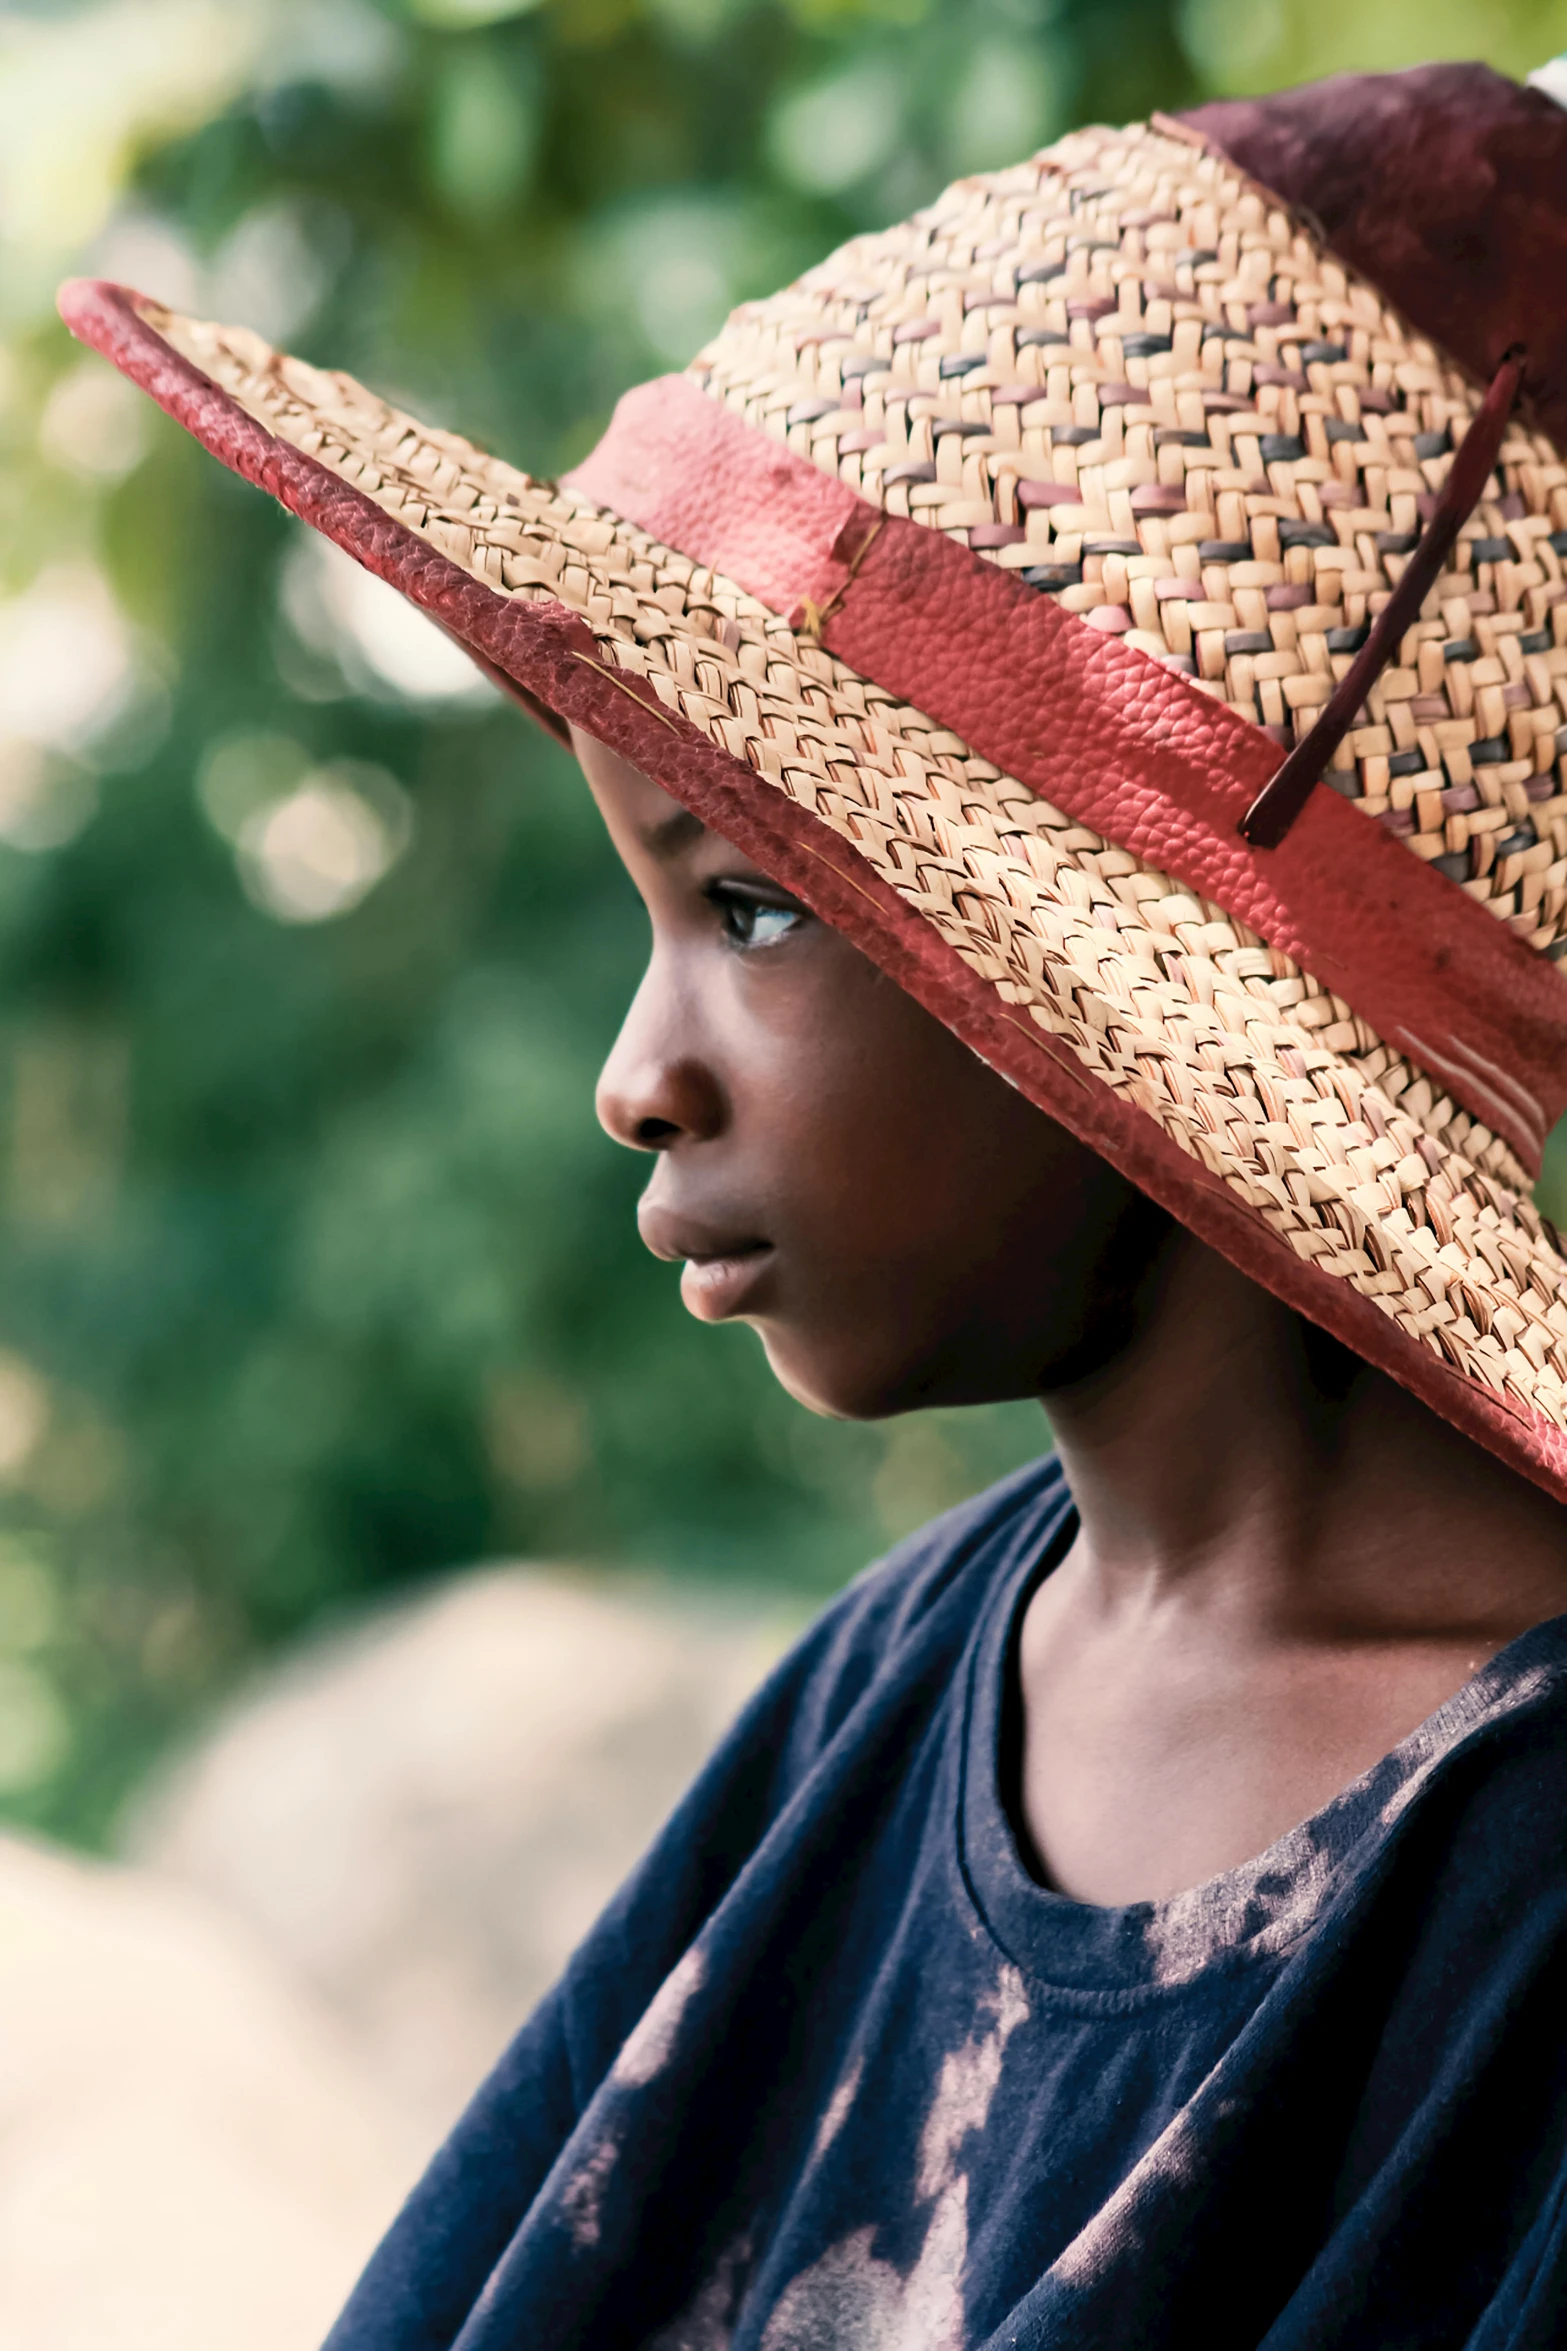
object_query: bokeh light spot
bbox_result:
[197,731,311,846]
[0,1541,59,1656]
[237,762,413,925]
[0,1660,69,1793]
[0,1357,51,1487]
[767,61,905,194]
[942,37,1063,173]
[0,567,133,755]
[408,0,546,25]
[0,744,98,854]
[279,534,498,707]
[38,362,148,482]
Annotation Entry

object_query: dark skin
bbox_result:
[577,727,1567,1906]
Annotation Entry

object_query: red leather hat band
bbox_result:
[567,375,1567,1172]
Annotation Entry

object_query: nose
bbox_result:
[595,967,726,1152]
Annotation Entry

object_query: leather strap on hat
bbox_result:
[1240,349,1527,847]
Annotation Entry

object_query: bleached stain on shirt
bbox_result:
[916,1965,1028,2204]
[560,2132,620,2251]
[811,2053,864,2165]
[616,1943,709,2087]
[1137,1852,1338,1986]
[1048,2106,1201,2291]
[563,1944,709,2248]
[754,2227,912,2351]
[644,2233,754,2351]
[1136,1656,1563,1987]
[757,1963,1030,2351]
[1374,1657,1557,1835]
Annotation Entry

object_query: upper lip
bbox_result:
[638,1204,772,1265]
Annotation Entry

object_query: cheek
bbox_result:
[737,971,949,1226]
[733,976,1160,1412]
[742,982,1039,1301]
[770,984,1046,1251]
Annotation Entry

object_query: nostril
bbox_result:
[596,1049,723,1151]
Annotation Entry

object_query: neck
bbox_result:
[1042,1232,1567,1642]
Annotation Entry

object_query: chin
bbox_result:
[756,1324,1009,1424]
[755,1328,899,1422]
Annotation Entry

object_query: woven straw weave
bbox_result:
[699,121,1567,961]
[134,118,1567,1438]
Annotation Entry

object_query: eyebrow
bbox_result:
[640,806,707,858]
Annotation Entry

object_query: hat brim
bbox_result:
[58,275,1567,1504]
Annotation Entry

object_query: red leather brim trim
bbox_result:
[56,281,572,752]
[569,374,1567,1174]
[58,277,1567,1505]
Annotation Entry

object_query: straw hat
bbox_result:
[60,62,1567,1502]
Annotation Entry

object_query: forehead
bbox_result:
[571,723,687,823]
[571,725,726,867]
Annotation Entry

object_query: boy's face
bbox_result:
[577,729,1173,1420]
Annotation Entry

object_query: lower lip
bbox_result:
[680,1246,776,1321]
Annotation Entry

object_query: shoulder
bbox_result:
[612,1450,1070,1866]
[757,1449,1071,1795]
[1362,1624,1567,1971]
[816,1446,1068,1666]
[516,1454,1070,2113]
[1421,1641,1567,1875]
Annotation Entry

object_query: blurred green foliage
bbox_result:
[0,0,1565,1842]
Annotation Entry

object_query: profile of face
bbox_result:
[577,728,1177,1421]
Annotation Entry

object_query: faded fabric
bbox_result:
[327,1457,1567,2350]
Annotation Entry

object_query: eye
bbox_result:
[706,882,808,951]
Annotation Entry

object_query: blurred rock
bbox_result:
[130,1567,799,2140]
[0,1831,419,2351]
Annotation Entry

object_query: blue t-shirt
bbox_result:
[328,1456,1567,2349]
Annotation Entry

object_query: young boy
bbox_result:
[63,56,1567,2350]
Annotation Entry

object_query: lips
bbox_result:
[678,1243,775,1321]
[638,1205,777,1322]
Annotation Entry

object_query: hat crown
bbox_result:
[1186,63,1567,450]
[692,97,1567,973]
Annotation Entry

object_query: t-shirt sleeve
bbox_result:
[325,1453,1063,2350]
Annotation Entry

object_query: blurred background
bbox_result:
[3,0,1567,2340]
